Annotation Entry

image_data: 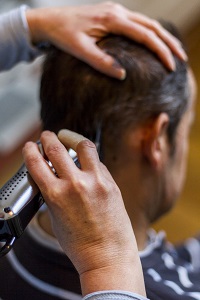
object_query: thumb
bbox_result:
[58,129,86,151]
[75,37,126,80]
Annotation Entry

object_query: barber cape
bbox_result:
[140,229,200,300]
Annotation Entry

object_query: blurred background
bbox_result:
[0,0,199,243]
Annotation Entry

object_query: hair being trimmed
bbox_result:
[40,22,188,158]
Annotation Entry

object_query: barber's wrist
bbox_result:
[25,8,45,45]
[80,258,146,297]
[25,8,52,52]
[76,245,146,297]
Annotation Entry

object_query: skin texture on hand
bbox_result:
[26,1,187,80]
[22,130,146,297]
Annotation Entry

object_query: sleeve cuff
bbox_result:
[0,6,41,71]
[83,290,149,300]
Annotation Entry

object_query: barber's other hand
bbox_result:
[23,130,146,297]
[26,2,187,79]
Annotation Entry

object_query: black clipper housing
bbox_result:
[0,163,43,257]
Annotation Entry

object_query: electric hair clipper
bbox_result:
[0,148,79,258]
[0,124,101,258]
[0,163,43,257]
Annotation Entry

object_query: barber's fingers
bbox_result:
[127,12,187,61]
[110,19,175,70]
[101,4,187,70]
[66,34,126,80]
[74,20,185,79]
[40,131,80,179]
[59,128,114,181]
[58,129,101,171]
[22,140,58,196]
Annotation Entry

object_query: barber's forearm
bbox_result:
[0,6,40,71]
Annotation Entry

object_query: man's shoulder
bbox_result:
[140,230,200,299]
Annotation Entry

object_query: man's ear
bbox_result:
[142,113,170,170]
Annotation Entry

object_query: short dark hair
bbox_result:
[40,22,189,158]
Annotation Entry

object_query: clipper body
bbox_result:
[0,164,43,257]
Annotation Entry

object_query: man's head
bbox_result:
[40,23,196,226]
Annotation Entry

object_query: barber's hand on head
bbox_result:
[26,2,187,80]
[22,130,146,297]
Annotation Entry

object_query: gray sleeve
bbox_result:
[82,291,149,300]
[0,5,41,71]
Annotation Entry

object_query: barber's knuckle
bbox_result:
[68,176,87,195]
[47,184,71,209]
[94,175,109,195]
[76,179,88,193]
[40,130,54,142]
[151,20,161,31]
[140,30,156,44]
[48,186,61,202]
[102,3,122,24]
[23,141,33,154]
[25,153,41,169]
[96,53,113,67]
[78,139,96,151]
[46,144,63,157]
[148,30,157,40]
[104,12,117,24]
[23,141,32,149]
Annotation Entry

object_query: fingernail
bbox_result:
[119,68,126,80]
[180,49,188,61]
[113,60,126,80]
[168,58,176,71]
